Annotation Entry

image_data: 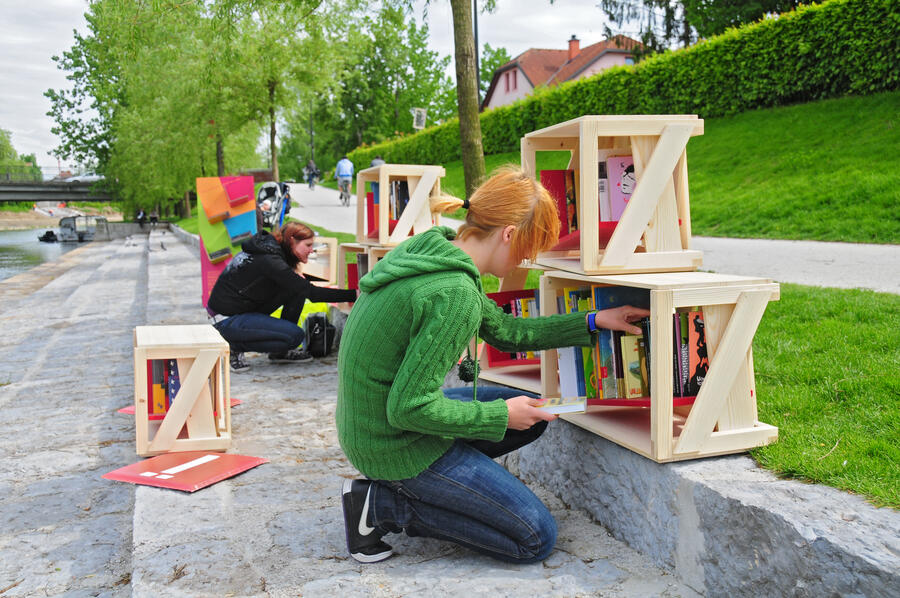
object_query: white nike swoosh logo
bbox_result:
[358,486,375,536]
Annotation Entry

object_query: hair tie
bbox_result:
[462,199,470,210]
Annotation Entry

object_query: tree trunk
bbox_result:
[269,81,279,182]
[216,135,225,177]
[450,0,485,199]
[182,190,191,219]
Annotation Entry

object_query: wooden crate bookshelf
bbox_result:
[477,266,544,395]
[133,325,231,457]
[539,270,780,462]
[302,236,338,285]
[355,164,445,246]
[337,242,392,290]
[522,115,704,275]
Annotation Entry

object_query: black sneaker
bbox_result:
[267,349,314,363]
[229,352,250,373]
[341,479,392,563]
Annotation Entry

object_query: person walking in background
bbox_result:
[336,167,649,564]
[305,158,319,190]
[369,155,385,204]
[207,221,357,372]
[335,155,354,205]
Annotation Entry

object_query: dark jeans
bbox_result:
[213,290,305,354]
[369,386,556,563]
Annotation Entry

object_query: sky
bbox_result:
[1,0,608,175]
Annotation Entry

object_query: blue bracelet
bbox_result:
[587,312,598,333]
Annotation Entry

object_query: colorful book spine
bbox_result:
[679,311,691,395]
[620,334,645,399]
[150,359,167,415]
[166,359,181,407]
[687,310,709,395]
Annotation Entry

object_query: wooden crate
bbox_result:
[337,242,392,289]
[522,115,705,275]
[539,270,779,462]
[133,325,231,457]
[355,164,445,246]
[302,236,338,285]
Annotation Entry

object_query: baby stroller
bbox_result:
[256,182,291,229]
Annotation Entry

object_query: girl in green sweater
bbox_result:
[337,167,649,563]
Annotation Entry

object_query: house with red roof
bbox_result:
[481,35,642,110]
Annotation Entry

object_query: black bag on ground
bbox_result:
[303,312,335,357]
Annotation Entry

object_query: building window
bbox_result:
[512,70,517,90]
[625,57,634,65]
[504,71,510,92]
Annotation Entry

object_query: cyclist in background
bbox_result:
[335,155,354,206]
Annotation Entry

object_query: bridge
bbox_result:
[0,181,113,202]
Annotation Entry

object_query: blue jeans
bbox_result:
[213,312,305,354]
[368,386,556,563]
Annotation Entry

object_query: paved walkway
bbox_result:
[288,184,900,294]
[0,229,697,596]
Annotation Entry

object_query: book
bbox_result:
[540,170,570,239]
[598,160,611,221]
[150,359,167,415]
[607,156,635,221]
[565,170,578,233]
[575,292,598,399]
[679,311,691,395]
[538,396,586,415]
[556,296,580,399]
[166,359,181,407]
[672,313,683,397]
[639,316,652,390]
[620,334,645,399]
[687,310,709,395]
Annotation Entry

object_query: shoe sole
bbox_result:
[341,479,392,564]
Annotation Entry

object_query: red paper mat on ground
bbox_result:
[117,398,242,418]
[103,451,267,492]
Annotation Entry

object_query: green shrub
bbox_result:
[350,0,899,169]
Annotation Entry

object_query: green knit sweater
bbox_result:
[336,227,594,480]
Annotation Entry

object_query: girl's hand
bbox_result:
[506,395,557,430]
[593,305,651,335]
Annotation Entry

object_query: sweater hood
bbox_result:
[359,227,482,294]
[241,231,283,256]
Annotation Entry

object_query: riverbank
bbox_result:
[0,206,124,231]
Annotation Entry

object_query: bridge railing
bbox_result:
[1,165,43,183]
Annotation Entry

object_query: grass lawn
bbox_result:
[751,284,900,508]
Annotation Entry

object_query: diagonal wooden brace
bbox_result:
[389,170,438,244]
[149,349,220,452]
[674,290,771,455]
[603,123,695,266]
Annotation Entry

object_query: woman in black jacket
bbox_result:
[208,221,356,372]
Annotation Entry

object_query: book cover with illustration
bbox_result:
[620,334,645,399]
[607,156,635,221]
[687,310,709,395]
[540,170,570,239]
[592,286,650,399]
[679,311,691,395]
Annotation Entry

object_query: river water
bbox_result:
[0,228,81,283]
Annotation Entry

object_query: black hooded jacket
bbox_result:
[207,231,356,317]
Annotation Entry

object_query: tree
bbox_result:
[479,43,511,99]
[682,0,799,38]
[0,128,17,162]
[450,0,485,198]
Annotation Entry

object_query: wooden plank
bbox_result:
[536,249,703,276]
[603,123,695,266]
[674,290,771,454]
[134,347,149,455]
[674,150,692,249]
[176,356,217,440]
[355,171,366,242]
[703,303,756,431]
[148,349,220,453]
[478,366,543,395]
[632,134,682,254]
[689,423,778,456]
[672,283,779,309]
[135,325,226,349]
[561,408,655,460]
[525,115,703,139]
[521,138,537,178]
[650,289,674,460]
[579,119,601,271]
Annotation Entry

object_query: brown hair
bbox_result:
[430,166,560,261]
[272,221,315,268]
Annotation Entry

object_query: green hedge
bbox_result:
[350,0,899,169]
